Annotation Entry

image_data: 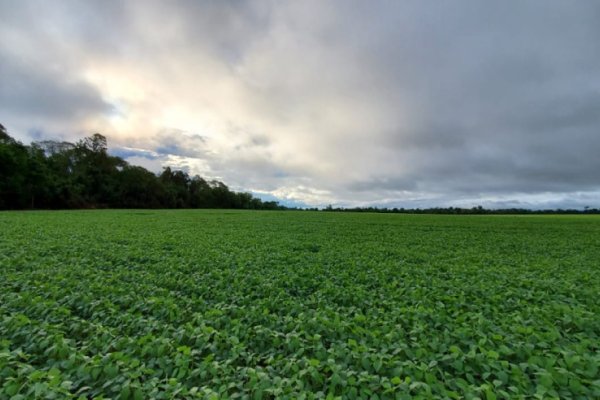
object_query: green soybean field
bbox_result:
[1,210,599,399]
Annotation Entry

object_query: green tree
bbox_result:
[0,125,31,208]
[0,124,281,211]
[159,167,191,208]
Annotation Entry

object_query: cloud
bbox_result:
[110,147,160,161]
[0,56,112,120]
[1,0,600,208]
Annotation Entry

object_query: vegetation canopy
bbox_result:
[0,125,282,210]
[0,211,599,398]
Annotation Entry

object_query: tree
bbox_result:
[118,165,163,208]
[0,124,282,211]
[0,131,29,208]
[0,123,10,142]
[81,133,108,153]
[160,167,191,208]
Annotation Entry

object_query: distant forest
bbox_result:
[1,123,598,213]
[321,205,600,215]
[0,124,284,210]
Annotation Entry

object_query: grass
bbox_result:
[1,210,599,399]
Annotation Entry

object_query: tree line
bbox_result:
[322,205,599,214]
[0,124,284,210]
[2,123,597,213]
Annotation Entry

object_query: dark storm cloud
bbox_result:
[0,56,112,120]
[324,1,600,205]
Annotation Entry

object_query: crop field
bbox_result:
[0,210,599,399]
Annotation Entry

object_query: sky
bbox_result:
[1,0,599,209]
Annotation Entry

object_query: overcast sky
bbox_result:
[1,1,599,208]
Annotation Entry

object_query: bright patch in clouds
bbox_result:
[1,0,600,208]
